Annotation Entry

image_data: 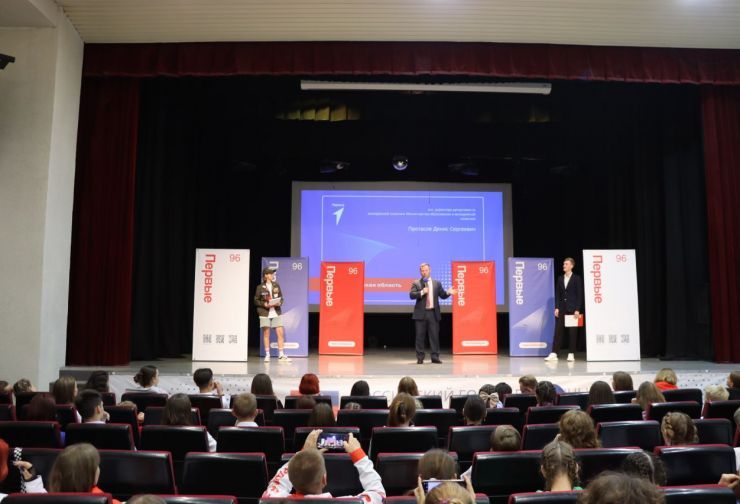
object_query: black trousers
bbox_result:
[553,313,578,353]
[415,310,440,359]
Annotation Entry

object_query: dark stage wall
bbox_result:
[126,78,709,361]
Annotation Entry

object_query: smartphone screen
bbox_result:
[316,432,349,451]
[422,479,466,493]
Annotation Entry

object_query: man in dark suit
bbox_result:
[409,262,457,364]
[547,257,584,362]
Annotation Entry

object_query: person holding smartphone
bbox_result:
[254,267,290,363]
[0,439,47,500]
[262,429,385,504]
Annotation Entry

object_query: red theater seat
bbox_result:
[271,409,311,443]
[503,395,537,416]
[448,394,476,418]
[2,493,111,503]
[470,450,544,503]
[556,393,589,410]
[613,390,637,404]
[574,447,642,485]
[385,495,488,504]
[662,484,736,503]
[646,401,701,425]
[0,448,60,495]
[507,491,582,503]
[97,449,176,501]
[0,391,12,404]
[376,452,458,496]
[655,444,736,486]
[702,400,740,425]
[413,409,459,445]
[284,395,332,409]
[65,423,136,450]
[207,408,264,438]
[526,406,578,425]
[694,418,734,445]
[0,404,16,421]
[13,392,44,419]
[105,406,140,447]
[180,452,268,504]
[484,408,523,433]
[144,406,201,426]
[368,426,437,461]
[522,424,560,450]
[140,425,210,483]
[447,425,498,471]
[596,420,662,451]
[293,426,361,451]
[217,426,284,475]
[587,403,643,424]
[662,389,703,404]
[144,496,237,504]
[0,421,62,448]
[339,395,389,409]
[120,393,168,413]
[188,395,224,423]
[416,395,443,409]
[336,409,389,446]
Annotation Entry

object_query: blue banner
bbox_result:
[260,257,309,357]
[508,258,555,357]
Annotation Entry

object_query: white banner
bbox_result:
[583,249,641,361]
[192,249,250,361]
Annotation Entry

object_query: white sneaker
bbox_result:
[263,354,270,363]
[278,354,292,362]
[567,353,575,362]
[544,352,559,362]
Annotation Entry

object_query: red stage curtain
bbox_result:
[82,42,740,84]
[702,86,740,363]
[66,78,140,365]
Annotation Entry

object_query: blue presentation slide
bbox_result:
[298,186,508,308]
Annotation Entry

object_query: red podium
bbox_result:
[319,261,364,355]
[452,261,497,354]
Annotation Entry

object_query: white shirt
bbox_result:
[425,278,434,309]
[125,385,169,395]
[198,389,230,409]
[236,420,259,427]
[266,281,278,319]
[564,272,572,289]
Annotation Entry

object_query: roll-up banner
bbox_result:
[451,261,497,354]
[260,257,309,357]
[192,249,250,361]
[583,249,641,361]
[508,258,556,357]
[319,261,365,355]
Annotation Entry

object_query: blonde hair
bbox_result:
[704,384,729,402]
[635,382,665,411]
[425,481,474,504]
[491,425,521,451]
[661,412,698,446]
[654,368,678,386]
[288,449,326,494]
[558,410,600,449]
[388,392,417,427]
[541,440,579,491]
[49,443,100,492]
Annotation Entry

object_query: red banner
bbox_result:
[319,261,364,355]
[452,261,498,354]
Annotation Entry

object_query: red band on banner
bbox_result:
[319,261,365,355]
[452,261,498,354]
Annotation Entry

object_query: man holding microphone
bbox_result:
[409,262,457,364]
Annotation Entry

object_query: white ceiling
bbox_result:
[7,0,740,49]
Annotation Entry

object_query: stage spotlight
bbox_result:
[449,159,479,177]
[320,159,350,174]
[0,54,16,70]
[392,155,409,171]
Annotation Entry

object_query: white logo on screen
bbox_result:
[332,204,345,225]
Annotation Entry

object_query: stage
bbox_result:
[59,349,735,407]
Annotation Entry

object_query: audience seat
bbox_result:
[0,421,62,448]
[508,491,581,503]
[97,449,176,500]
[293,426,361,451]
[646,401,702,425]
[65,423,136,450]
[254,396,280,423]
[503,395,538,415]
[0,404,16,421]
[413,409,459,445]
[655,444,736,486]
[521,424,560,450]
[13,392,43,419]
[144,406,201,426]
[0,391,12,405]
[2,493,111,503]
[376,452,457,496]
[662,484,736,503]
[613,390,637,404]
[694,418,734,445]
[105,406,140,447]
[662,389,702,404]
[0,448,60,495]
[727,388,740,400]
[368,426,437,461]
[596,420,662,451]
[447,425,498,471]
[120,393,168,412]
[271,409,311,443]
[284,395,332,409]
[587,404,643,424]
[484,408,523,433]
[339,396,388,409]
[100,392,116,407]
[216,426,284,474]
[336,409,389,445]
[261,499,363,504]
[207,409,265,438]
[701,400,740,425]
[574,447,642,485]
[385,496,488,504]
[449,394,476,418]
[735,426,740,447]
[180,452,268,504]
[526,406,578,425]
[145,496,237,504]
[188,395,224,424]
[470,450,544,503]
[53,405,79,430]
[140,425,210,483]
[556,393,589,411]
[416,395,443,409]
[320,453,364,496]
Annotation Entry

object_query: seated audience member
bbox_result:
[540,440,581,491]
[251,373,284,408]
[126,365,168,395]
[75,389,110,423]
[579,471,664,504]
[718,472,740,499]
[418,449,458,480]
[727,371,740,390]
[299,373,320,395]
[161,393,216,452]
[127,496,166,504]
[308,403,337,427]
[462,396,487,426]
[620,451,667,486]
[0,438,46,500]
[494,382,512,401]
[262,429,385,504]
[587,380,615,407]
[398,376,420,396]
[633,381,666,419]
[232,393,259,427]
[461,425,521,479]
[419,480,475,504]
[193,367,229,408]
[388,392,416,427]
[519,375,537,395]
[48,443,121,504]
[344,402,362,410]
[661,412,698,446]
[478,384,501,409]
[612,371,634,391]
[653,368,678,391]
[13,378,35,395]
[84,370,110,393]
[535,381,557,407]
[297,395,317,409]
[0,381,9,393]
[351,380,370,396]
[558,409,600,448]
[53,376,81,423]
[26,394,58,422]
[705,384,730,402]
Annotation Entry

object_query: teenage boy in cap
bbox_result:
[254,267,290,362]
